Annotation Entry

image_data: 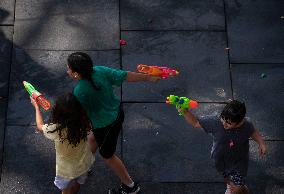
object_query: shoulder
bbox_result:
[74,80,91,96]
[242,118,254,128]
[42,123,58,132]
[42,123,60,140]
[95,65,127,74]
[237,118,255,137]
[199,115,220,124]
[94,66,111,72]
[243,118,255,131]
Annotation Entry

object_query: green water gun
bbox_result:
[23,81,51,110]
[166,95,198,115]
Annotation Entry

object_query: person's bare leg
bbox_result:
[103,154,133,185]
[229,182,249,194]
[62,181,80,194]
[88,131,98,153]
[70,181,80,194]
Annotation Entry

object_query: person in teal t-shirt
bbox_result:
[66,52,160,194]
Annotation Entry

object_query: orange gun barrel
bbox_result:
[36,95,51,110]
[137,64,163,76]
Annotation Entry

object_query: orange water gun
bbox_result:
[23,81,51,110]
[137,64,179,79]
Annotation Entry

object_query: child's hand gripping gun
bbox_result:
[23,81,51,110]
[166,95,198,115]
[137,64,179,79]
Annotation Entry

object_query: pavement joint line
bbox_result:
[6,124,35,127]
[231,62,284,65]
[222,0,234,101]
[121,29,226,32]
[122,101,230,104]
[0,24,14,26]
[20,48,121,52]
[118,0,124,159]
[0,0,17,183]
[140,181,225,184]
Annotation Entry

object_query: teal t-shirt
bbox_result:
[73,66,127,129]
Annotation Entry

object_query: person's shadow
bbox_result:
[0,7,62,194]
[0,9,11,98]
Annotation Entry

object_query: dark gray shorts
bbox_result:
[223,171,245,186]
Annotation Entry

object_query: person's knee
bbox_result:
[102,153,115,163]
[99,146,116,159]
[237,185,249,194]
[231,184,249,194]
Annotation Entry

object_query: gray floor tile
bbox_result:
[231,64,284,140]
[122,31,231,102]
[226,0,284,63]
[122,103,225,182]
[0,1,15,25]
[121,0,225,30]
[14,0,119,50]
[247,141,284,194]
[7,49,120,125]
[0,26,13,97]
[0,126,57,194]
[0,99,7,165]
[0,126,123,194]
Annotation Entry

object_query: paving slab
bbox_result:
[14,0,119,50]
[7,49,120,126]
[123,103,225,182]
[0,126,122,194]
[0,99,7,165]
[0,126,57,194]
[226,0,284,63]
[122,103,284,193]
[121,0,225,30]
[231,64,284,140]
[0,1,15,25]
[122,31,231,102]
[0,26,13,97]
[247,141,284,194]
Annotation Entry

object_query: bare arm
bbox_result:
[183,109,202,128]
[126,72,161,82]
[251,128,267,156]
[30,97,44,132]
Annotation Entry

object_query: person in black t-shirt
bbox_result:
[182,100,267,194]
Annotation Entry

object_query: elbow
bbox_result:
[36,124,43,132]
[193,121,202,128]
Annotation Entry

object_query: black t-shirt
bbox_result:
[199,116,255,176]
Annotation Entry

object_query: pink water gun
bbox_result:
[137,64,179,79]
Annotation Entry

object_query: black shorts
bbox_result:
[93,108,124,159]
[223,171,245,186]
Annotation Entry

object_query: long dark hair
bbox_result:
[67,52,100,90]
[48,93,91,147]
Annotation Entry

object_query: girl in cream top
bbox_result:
[30,93,94,193]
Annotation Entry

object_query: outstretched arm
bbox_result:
[30,97,44,132]
[183,109,202,128]
[126,72,161,82]
[251,128,267,157]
